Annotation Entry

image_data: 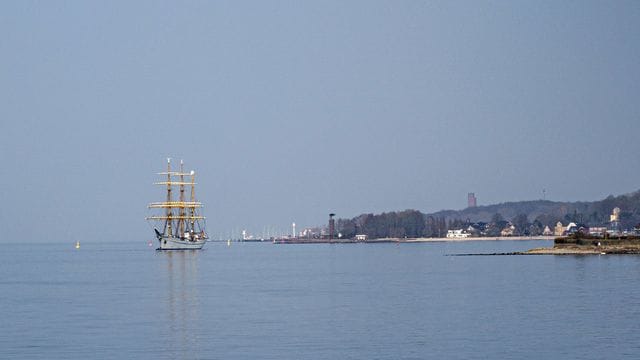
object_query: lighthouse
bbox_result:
[292,222,296,239]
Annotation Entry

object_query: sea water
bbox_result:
[2,240,640,359]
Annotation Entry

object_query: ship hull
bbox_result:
[157,236,206,250]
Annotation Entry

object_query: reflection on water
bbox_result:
[164,251,201,359]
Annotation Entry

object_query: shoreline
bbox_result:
[401,236,554,242]
[270,236,640,255]
[273,236,555,244]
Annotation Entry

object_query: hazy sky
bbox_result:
[1,1,639,240]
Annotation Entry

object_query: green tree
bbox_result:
[512,214,529,235]
[487,213,507,236]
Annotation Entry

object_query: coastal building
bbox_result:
[565,222,578,235]
[447,229,471,238]
[610,207,621,222]
[609,207,621,233]
[355,234,367,241]
[589,227,607,237]
[466,225,480,237]
[554,222,564,236]
[466,222,488,236]
[299,227,320,239]
[501,224,516,237]
[543,226,553,236]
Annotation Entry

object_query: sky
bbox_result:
[1,1,639,240]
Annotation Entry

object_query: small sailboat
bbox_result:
[75,241,80,249]
[146,158,208,250]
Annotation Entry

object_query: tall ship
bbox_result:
[147,158,208,250]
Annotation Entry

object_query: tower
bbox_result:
[292,222,296,238]
[468,193,477,208]
[329,213,335,241]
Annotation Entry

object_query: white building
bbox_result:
[554,222,565,236]
[446,229,471,239]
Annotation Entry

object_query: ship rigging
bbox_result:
[146,158,208,250]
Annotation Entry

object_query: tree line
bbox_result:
[336,210,538,238]
[334,190,640,239]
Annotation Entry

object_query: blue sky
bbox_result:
[1,1,639,240]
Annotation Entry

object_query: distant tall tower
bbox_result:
[292,222,296,238]
[468,193,477,208]
[329,213,336,241]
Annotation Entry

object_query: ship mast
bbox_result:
[146,159,207,238]
[190,170,196,233]
[179,160,186,236]
[165,158,173,237]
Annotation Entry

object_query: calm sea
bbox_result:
[2,240,640,359]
